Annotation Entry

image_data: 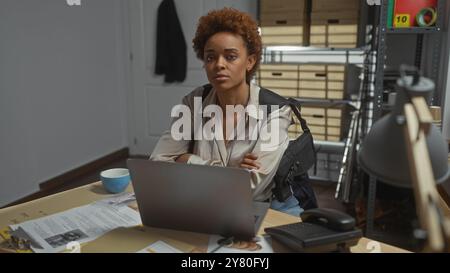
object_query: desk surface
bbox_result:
[0,182,408,253]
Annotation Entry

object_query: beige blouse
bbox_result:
[150,83,293,202]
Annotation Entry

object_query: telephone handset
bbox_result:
[265,208,362,252]
[300,208,356,231]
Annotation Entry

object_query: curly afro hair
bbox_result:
[192,8,262,83]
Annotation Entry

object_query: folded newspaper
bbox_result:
[9,192,141,253]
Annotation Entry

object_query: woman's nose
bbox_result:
[215,56,226,69]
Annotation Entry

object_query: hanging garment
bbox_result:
[155,0,187,83]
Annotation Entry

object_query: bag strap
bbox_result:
[286,98,310,133]
[202,83,213,102]
[259,87,310,133]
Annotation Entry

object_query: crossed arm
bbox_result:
[175,153,261,170]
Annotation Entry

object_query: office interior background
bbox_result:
[1,0,450,250]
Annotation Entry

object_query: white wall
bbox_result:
[0,0,129,206]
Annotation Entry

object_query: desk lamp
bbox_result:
[358,65,450,252]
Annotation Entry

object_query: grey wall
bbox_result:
[0,0,129,206]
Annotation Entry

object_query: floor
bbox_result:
[311,182,347,212]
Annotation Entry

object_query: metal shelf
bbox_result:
[264,46,370,52]
[257,0,376,193]
[292,98,358,108]
[262,46,368,65]
[387,27,441,34]
[314,140,346,154]
[309,175,338,185]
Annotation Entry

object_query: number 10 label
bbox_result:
[394,14,410,27]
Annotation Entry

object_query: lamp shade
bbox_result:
[358,76,450,188]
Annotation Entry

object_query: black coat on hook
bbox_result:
[155,0,187,83]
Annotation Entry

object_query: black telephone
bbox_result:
[265,208,362,252]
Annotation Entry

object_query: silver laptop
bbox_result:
[127,159,269,240]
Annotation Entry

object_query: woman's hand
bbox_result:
[240,153,261,170]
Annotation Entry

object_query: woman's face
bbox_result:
[203,32,256,92]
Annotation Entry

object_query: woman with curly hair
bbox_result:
[151,8,302,216]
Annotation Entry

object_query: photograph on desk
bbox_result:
[1,0,450,261]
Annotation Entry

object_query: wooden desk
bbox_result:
[0,182,408,253]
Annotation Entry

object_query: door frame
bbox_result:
[126,0,146,155]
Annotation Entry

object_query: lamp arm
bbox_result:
[403,99,450,252]
[411,97,433,135]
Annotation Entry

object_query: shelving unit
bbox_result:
[361,0,447,243]
[257,0,373,185]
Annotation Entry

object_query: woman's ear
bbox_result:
[247,54,256,72]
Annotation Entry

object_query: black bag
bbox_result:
[290,173,318,210]
[201,84,318,209]
[258,91,318,209]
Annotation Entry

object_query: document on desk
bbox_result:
[95,192,136,207]
[9,193,141,253]
[207,235,274,253]
[136,240,183,253]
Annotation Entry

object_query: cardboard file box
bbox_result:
[257,64,359,100]
[310,0,360,48]
[288,104,348,142]
[260,0,308,45]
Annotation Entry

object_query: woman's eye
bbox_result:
[205,55,214,62]
[226,55,237,61]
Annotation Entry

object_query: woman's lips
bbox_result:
[214,75,229,81]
